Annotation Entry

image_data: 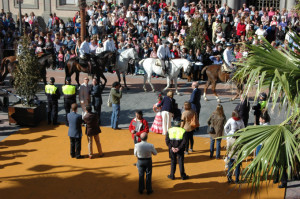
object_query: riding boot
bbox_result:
[88,62,92,75]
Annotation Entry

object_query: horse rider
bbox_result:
[157,40,172,75]
[222,42,236,73]
[104,34,117,52]
[45,77,61,125]
[103,34,117,72]
[62,77,77,126]
[79,36,93,73]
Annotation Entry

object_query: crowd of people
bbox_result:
[1,1,300,78]
[1,0,298,195]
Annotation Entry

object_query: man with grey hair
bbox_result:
[134,132,157,195]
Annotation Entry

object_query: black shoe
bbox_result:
[66,123,69,127]
[273,179,279,184]
[113,127,122,130]
[133,163,137,166]
[167,175,175,180]
[181,175,189,180]
[71,155,75,158]
[147,190,153,195]
[138,190,143,194]
[48,121,51,125]
[53,122,61,125]
[278,184,287,189]
[76,155,84,159]
[227,176,233,184]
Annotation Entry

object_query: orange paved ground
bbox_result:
[0,124,284,199]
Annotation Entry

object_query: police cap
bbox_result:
[50,77,55,83]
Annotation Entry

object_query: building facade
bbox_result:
[0,0,297,21]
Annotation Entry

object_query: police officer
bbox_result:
[62,77,76,126]
[165,120,189,180]
[45,77,61,125]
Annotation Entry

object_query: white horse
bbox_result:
[139,58,192,95]
[113,48,139,89]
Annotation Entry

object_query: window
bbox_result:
[14,0,39,9]
[202,0,222,7]
[253,0,281,10]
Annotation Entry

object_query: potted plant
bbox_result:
[8,35,46,126]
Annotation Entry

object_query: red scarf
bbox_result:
[232,117,240,121]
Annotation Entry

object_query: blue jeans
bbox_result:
[210,137,221,158]
[111,104,120,129]
[228,159,241,183]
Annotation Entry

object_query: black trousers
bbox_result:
[169,150,186,178]
[93,103,102,124]
[185,131,194,151]
[47,101,58,123]
[137,158,153,193]
[70,137,81,158]
[64,99,75,125]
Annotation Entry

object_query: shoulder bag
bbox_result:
[107,91,112,107]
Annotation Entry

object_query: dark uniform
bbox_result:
[62,79,76,126]
[45,77,61,125]
[165,123,189,180]
[91,83,103,125]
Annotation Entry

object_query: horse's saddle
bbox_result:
[155,59,162,67]
[221,63,233,73]
[79,58,88,68]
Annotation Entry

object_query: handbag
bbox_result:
[207,126,215,134]
[190,113,200,129]
[107,91,112,107]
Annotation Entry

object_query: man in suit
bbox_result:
[189,81,201,121]
[79,77,91,116]
[134,132,157,195]
[234,95,250,127]
[91,78,103,125]
[67,103,84,159]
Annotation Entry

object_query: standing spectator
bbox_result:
[110,81,123,130]
[181,102,197,154]
[234,95,250,127]
[83,105,103,159]
[252,92,267,125]
[57,49,64,70]
[236,18,246,39]
[91,78,103,125]
[67,103,84,159]
[134,132,157,195]
[150,95,163,134]
[129,110,149,144]
[79,77,91,115]
[45,77,61,125]
[189,81,201,121]
[166,120,189,180]
[157,91,176,135]
[207,104,226,159]
[62,77,76,126]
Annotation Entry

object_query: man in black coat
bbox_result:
[45,77,61,125]
[91,78,103,125]
[234,95,250,127]
[189,81,201,120]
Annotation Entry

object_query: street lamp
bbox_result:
[17,0,23,36]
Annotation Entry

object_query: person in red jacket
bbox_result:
[129,110,149,144]
[236,19,246,39]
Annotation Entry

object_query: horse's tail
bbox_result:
[201,65,209,75]
[138,59,145,68]
[0,57,9,72]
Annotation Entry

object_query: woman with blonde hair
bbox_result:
[207,104,226,159]
[181,102,197,154]
[157,91,176,135]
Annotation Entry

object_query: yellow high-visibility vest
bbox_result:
[62,85,76,95]
[168,127,185,140]
[45,85,57,94]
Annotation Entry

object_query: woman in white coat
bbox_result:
[224,110,245,184]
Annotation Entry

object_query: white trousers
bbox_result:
[161,111,172,135]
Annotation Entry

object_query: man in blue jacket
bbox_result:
[67,103,84,159]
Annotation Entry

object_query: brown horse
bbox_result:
[201,64,242,103]
[0,54,55,85]
[65,51,116,86]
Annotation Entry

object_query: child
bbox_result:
[150,95,163,134]
[57,49,64,70]
[252,92,267,125]
[64,49,70,66]
[70,49,76,59]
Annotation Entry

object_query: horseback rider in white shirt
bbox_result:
[157,40,172,75]
[103,34,116,52]
[79,36,93,72]
[223,42,236,72]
